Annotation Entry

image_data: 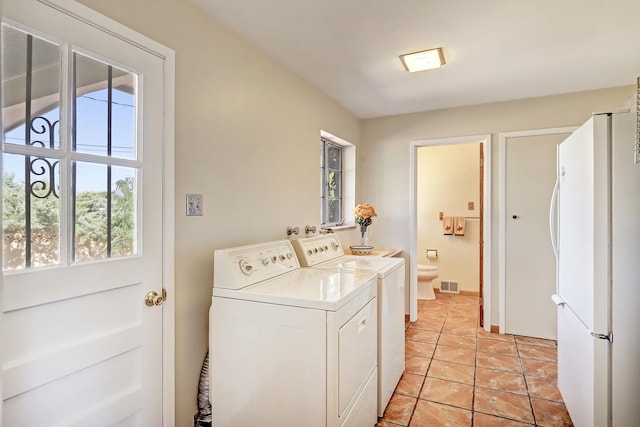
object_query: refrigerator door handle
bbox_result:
[553,293,613,343]
[551,293,565,306]
[590,331,612,342]
[549,178,560,262]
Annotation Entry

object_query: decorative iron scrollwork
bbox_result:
[30,115,59,149]
[29,156,59,199]
[28,115,60,200]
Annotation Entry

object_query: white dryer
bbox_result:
[292,235,405,416]
[209,240,378,427]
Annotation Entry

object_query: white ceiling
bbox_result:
[192,0,640,119]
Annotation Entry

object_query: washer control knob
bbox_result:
[239,260,253,275]
[261,258,270,266]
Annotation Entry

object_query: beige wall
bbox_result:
[361,85,634,325]
[417,144,480,293]
[77,0,361,425]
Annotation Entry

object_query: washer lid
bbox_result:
[213,268,376,311]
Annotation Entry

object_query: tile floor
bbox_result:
[377,293,574,426]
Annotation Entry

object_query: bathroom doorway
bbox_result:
[409,135,491,330]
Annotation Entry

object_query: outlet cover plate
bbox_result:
[186,193,203,216]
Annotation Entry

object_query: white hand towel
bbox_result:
[454,216,466,236]
[443,217,453,235]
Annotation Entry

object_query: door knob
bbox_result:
[145,290,164,306]
[512,215,518,219]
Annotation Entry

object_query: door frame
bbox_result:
[1,0,176,424]
[0,1,3,418]
[498,127,576,334]
[409,134,492,329]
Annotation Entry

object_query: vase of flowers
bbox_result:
[351,203,377,253]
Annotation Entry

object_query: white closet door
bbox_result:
[505,133,566,339]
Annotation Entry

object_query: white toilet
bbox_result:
[417,264,439,300]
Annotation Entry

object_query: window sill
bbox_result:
[321,224,357,233]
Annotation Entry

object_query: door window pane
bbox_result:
[2,24,62,271]
[2,153,61,270]
[111,167,137,257]
[74,162,138,262]
[72,52,139,263]
[74,162,108,261]
[2,24,61,149]
[74,53,136,159]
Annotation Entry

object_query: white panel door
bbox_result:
[505,133,566,339]
[2,1,165,425]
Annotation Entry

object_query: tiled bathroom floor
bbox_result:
[377,293,574,426]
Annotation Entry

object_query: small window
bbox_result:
[320,138,343,225]
[320,131,355,228]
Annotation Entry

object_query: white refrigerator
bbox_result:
[549,107,640,427]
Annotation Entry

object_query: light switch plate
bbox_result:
[186,193,203,216]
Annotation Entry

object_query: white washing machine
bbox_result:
[209,240,378,427]
[292,235,406,416]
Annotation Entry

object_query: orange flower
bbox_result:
[354,203,377,219]
[354,203,377,231]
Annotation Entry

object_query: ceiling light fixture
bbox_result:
[399,48,445,72]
